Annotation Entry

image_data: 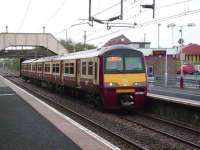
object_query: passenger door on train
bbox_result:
[94,58,99,85]
[76,59,81,87]
[60,60,64,85]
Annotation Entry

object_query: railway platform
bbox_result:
[0,75,119,150]
[148,85,200,108]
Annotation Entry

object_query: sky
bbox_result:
[0,0,200,49]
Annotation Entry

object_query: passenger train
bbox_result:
[21,45,147,109]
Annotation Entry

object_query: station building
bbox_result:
[182,43,200,64]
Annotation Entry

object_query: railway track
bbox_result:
[120,112,200,149]
[134,111,200,135]
[6,77,147,150]
[6,76,200,150]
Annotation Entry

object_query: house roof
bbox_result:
[182,43,200,55]
[103,34,131,46]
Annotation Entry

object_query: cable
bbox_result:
[43,0,68,26]
[55,0,137,40]
[18,0,32,32]
[86,8,200,42]
[87,0,189,39]
[93,1,123,17]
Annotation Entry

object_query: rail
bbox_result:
[7,77,147,150]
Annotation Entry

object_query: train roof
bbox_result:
[22,45,139,64]
[22,58,37,64]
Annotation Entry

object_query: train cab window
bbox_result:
[105,55,144,73]
[125,57,143,71]
[52,64,60,73]
[88,61,93,75]
[45,64,50,72]
[82,62,86,75]
[105,57,123,71]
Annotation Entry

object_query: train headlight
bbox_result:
[133,82,146,87]
[104,82,119,88]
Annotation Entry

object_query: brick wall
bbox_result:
[146,56,178,76]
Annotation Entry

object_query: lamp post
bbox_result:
[167,23,176,47]
[168,23,195,88]
[5,26,8,33]
[158,23,161,48]
[66,22,89,52]
[166,23,176,87]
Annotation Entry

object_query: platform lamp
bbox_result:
[165,23,176,88]
[177,23,195,89]
[167,23,176,47]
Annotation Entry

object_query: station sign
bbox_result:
[153,50,166,56]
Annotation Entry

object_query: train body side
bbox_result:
[21,45,147,110]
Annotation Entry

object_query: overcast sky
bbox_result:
[0,0,199,48]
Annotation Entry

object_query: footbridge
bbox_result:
[0,33,68,56]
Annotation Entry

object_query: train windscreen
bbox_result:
[104,50,145,74]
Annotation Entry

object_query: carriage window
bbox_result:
[95,62,97,80]
[32,64,36,71]
[27,64,30,70]
[88,61,93,75]
[64,63,69,74]
[82,62,86,75]
[24,64,27,70]
[64,63,74,74]
[37,64,42,72]
[70,63,74,74]
[52,64,60,73]
[31,64,33,71]
[29,64,31,70]
[45,64,50,72]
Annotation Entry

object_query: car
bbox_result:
[177,64,196,75]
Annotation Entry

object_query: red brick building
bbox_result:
[182,43,200,64]
[103,34,150,48]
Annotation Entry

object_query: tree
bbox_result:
[60,39,96,53]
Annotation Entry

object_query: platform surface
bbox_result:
[0,76,119,150]
[148,85,200,107]
[0,79,81,150]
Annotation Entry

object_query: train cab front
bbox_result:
[101,47,147,109]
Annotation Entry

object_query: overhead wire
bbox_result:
[86,8,200,42]
[71,0,190,42]
[54,0,193,43]
[54,0,129,41]
[93,0,126,17]
[18,0,32,32]
[43,0,68,26]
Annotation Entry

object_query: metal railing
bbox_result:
[148,75,200,89]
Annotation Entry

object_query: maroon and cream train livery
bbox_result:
[21,45,147,109]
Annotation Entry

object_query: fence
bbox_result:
[148,75,200,89]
